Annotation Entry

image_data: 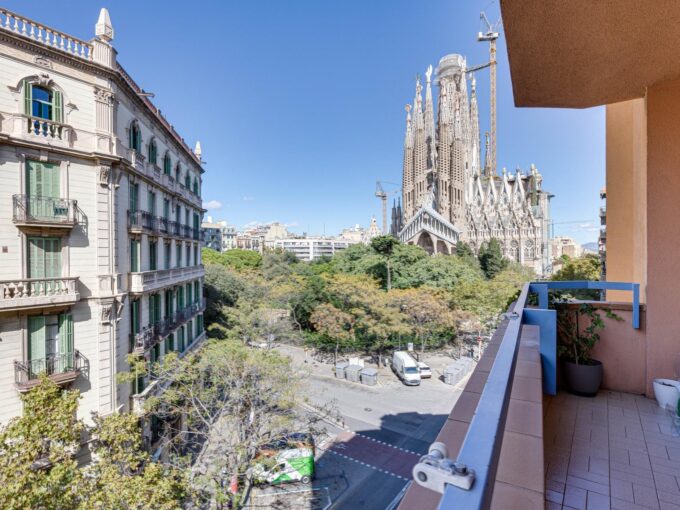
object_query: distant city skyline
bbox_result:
[6,0,605,244]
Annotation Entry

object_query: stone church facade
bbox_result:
[395,53,552,276]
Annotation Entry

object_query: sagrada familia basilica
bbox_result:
[392,53,552,276]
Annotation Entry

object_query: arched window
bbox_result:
[192,177,198,195]
[175,163,181,183]
[184,172,190,189]
[524,240,535,260]
[129,121,142,152]
[23,80,63,122]
[148,138,157,165]
[163,153,171,175]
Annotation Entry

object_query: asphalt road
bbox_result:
[306,373,462,509]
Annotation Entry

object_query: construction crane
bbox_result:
[375,181,400,235]
[467,12,501,175]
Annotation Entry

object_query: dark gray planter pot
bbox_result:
[563,359,602,397]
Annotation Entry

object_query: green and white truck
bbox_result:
[252,433,315,485]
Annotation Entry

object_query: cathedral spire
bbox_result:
[469,74,481,176]
[483,132,492,178]
[414,75,424,130]
[424,65,436,145]
[404,104,414,148]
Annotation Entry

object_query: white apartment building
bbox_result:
[0,8,206,425]
[272,238,353,261]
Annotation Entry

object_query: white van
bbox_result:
[392,351,421,386]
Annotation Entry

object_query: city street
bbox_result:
[247,345,469,509]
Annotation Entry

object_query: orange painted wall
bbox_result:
[605,100,647,302]
[645,77,680,392]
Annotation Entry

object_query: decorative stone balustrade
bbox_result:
[127,148,146,172]
[26,116,68,140]
[13,194,78,228]
[0,8,93,61]
[128,265,205,294]
[0,277,79,311]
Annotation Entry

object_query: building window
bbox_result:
[148,138,157,165]
[24,82,62,123]
[129,182,139,215]
[192,177,198,195]
[175,163,181,183]
[184,173,190,189]
[27,313,73,378]
[176,243,182,268]
[164,242,171,270]
[25,160,62,220]
[164,289,173,318]
[129,121,142,152]
[28,237,61,294]
[178,326,185,352]
[178,286,185,309]
[147,190,156,216]
[130,239,140,272]
[149,239,158,271]
[193,245,198,266]
[165,333,174,353]
[149,294,161,326]
[186,245,191,267]
[163,153,172,175]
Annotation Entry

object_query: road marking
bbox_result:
[325,449,409,481]
[350,432,421,456]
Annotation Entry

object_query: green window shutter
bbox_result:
[155,295,161,324]
[129,183,138,214]
[58,313,74,355]
[179,327,184,351]
[23,80,32,115]
[178,287,184,308]
[130,240,139,272]
[132,299,140,334]
[46,238,61,278]
[187,283,192,304]
[53,91,63,123]
[28,315,46,363]
[136,127,142,152]
[28,237,45,279]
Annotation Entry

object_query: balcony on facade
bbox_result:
[131,300,206,355]
[131,328,207,416]
[128,265,205,294]
[14,350,88,392]
[0,277,79,311]
[13,194,78,229]
[128,210,158,234]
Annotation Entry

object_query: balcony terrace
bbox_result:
[128,264,204,294]
[0,277,79,311]
[14,350,89,392]
[13,194,78,229]
[131,329,207,416]
[397,281,672,510]
[131,300,206,354]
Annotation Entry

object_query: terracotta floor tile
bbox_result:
[632,483,660,509]
[587,491,611,510]
[564,485,588,509]
[610,478,634,502]
[611,497,656,510]
[567,475,610,496]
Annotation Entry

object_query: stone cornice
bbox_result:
[0,28,204,174]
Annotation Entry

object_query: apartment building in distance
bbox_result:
[0,8,206,425]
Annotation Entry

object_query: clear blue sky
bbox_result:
[9,1,605,244]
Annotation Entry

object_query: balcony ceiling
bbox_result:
[501,0,680,108]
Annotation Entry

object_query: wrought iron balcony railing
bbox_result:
[128,210,158,233]
[133,300,206,353]
[12,194,78,227]
[14,350,88,391]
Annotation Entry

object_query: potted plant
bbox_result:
[556,302,622,397]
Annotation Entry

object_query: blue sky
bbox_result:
[9,1,605,244]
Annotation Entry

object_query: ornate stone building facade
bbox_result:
[0,8,206,429]
[395,53,552,275]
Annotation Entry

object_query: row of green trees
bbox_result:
[203,237,534,358]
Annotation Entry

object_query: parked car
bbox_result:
[417,361,432,378]
[392,351,421,386]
